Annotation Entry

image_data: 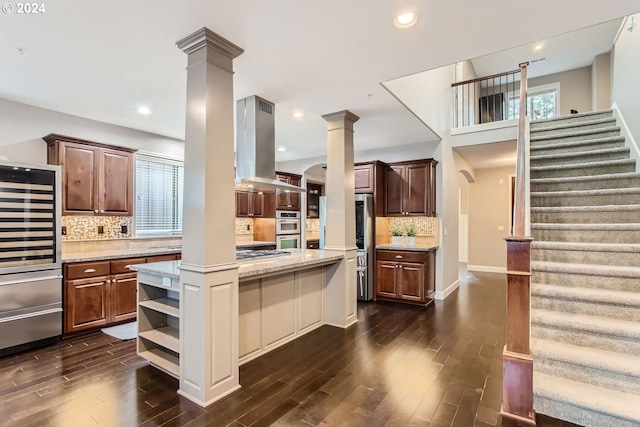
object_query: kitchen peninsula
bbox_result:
[129,249,344,379]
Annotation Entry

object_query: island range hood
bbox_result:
[235,95,303,193]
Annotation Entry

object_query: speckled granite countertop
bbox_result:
[62,246,182,263]
[129,249,344,281]
[375,245,438,252]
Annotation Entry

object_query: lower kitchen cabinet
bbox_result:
[306,239,320,249]
[375,249,436,306]
[63,254,179,334]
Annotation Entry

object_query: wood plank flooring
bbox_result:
[0,270,566,426]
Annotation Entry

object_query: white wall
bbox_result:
[468,166,515,273]
[612,14,640,142]
[0,98,184,164]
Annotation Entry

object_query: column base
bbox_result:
[501,347,536,426]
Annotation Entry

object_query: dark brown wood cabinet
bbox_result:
[354,161,387,217]
[44,134,137,216]
[275,171,302,211]
[384,159,437,217]
[306,239,320,249]
[375,249,436,306]
[307,183,322,218]
[236,191,275,218]
[63,254,179,334]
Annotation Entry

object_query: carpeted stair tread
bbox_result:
[530,125,621,142]
[531,172,640,185]
[530,158,635,172]
[534,372,640,426]
[530,146,629,163]
[532,240,640,253]
[530,117,617,134]
[531,187,640,198]
[531,260,640,278]
[531,110,612,127]
[531,222,640,231]
[531,283,640,308]
[531,204,640,214]
[533,338,640,380]
[530,136,625,155]
[531,309,640,340]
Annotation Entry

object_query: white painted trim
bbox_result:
[451,118,518,136]
[434,279,459,300]
[612,102,640,169]
[467,265,507,274]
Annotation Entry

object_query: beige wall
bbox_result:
[468,166,515,272]
[612,14,640,147]
[528,66,592,116]
[592,51,612,111]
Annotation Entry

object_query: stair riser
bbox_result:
[531,192,640,207]
[532,229,640,243]
[531,112,613,129]
[531,150,630,167]
[531,324,640,356]
[534,359,640,395]
[531,248,640,267]
[530,162,636,179]
[531,139,625,157]
[531,177,640,192]
[532,295,640,322]
[531,120,618,137]
[531,210,640,224]
[532,270,640,292]
[534,394,640,427]
[531,129,621,145]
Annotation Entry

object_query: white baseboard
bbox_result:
[434,279,459,300]
[467,265,507,274]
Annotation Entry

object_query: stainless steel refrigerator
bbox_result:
[319,194,375,301]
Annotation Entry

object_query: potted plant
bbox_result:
[390,224,404,246]
[405,223,416,247]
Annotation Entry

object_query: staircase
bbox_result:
[529,110,640,427]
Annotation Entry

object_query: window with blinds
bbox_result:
[135,154,183,237]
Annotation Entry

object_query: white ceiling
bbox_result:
[1,1,638,163]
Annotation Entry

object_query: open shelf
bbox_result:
[139,348,179,378]
[139,326,180,353]
[139,298,179,318]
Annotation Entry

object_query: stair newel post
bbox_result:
[501,62,536,427]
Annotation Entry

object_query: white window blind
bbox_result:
[135,154,183,237]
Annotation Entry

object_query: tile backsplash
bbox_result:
[388,216,436,236]
[62,216,132,241]
[235,218,253,235]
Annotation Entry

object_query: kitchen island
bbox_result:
[129,249,344,378]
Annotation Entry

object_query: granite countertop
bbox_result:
[128,249,344,281]
[375,245,438,252]
[62,246,182,263]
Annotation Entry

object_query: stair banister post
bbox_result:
[501,62,536,426]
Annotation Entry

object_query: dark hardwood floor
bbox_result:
[0,269,568,426]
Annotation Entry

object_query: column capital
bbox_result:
[176,27,244,59]
[322,110,360,129]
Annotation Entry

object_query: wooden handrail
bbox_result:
[451,68,520,87]
[513,63,528,237]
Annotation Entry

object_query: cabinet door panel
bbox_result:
[65,276,109,333]
[354,164,374,193]
[399,262,425,302]
[61,143,98,214]
[384,166,404,216]
[376,260,398,299]
[235,191,251,217]
[100,149,133,215]
[405,163,428,215]
[252,192,265,217]
[111,272,137,323]
[289,177,301,209]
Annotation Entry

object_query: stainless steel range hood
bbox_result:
[235,95,303,193]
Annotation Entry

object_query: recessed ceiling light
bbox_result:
[293,111,304,118]
[534,44,544,51]
[394,12,417,29]
[137,106,152,115]
[277,146,286,152]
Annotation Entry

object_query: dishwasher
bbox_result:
[0,162,62,356]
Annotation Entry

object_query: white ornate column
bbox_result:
[176,28,243,407]
[322,110,359,328]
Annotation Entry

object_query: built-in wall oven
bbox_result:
[276,210,301,249]
[0,162,62,356]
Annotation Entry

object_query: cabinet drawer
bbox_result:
[376,250,426,264]
[111,257,146,274]
[65,261,111,280]
[146,254,178,263]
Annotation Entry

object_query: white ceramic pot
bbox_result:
[406,236,416,247]
[391,235,403,246]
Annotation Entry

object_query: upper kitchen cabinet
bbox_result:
[236,190,275,218]
[354,160,387,217]
[275,171,302,211]
[384,159,437,217]
[307,182,323,219]
[44,134,137,216]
